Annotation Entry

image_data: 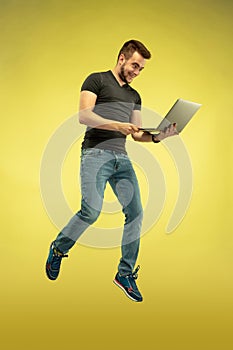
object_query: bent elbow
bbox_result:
[78,111,87,125]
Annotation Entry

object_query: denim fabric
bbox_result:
[54,148,143,274]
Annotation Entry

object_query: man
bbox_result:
[45,40,178,302]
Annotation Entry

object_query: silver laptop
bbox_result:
[140,98,202,134]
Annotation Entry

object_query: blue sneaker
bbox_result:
[113,265,143,302]
[45,242,68,280]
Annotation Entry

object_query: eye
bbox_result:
[131,63,138,69]
[131,63,144,71]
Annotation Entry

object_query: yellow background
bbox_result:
[1,0,233,349]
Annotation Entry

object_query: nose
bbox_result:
[134,68,140,76]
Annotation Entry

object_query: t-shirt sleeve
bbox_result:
[80,73,102,95]
[134,92,142,111]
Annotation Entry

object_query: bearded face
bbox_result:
[118,52,145,84]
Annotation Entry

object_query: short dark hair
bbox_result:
[117,39,151,60]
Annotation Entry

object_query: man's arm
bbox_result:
[79,90,139,136]
[130,110,153,142]
[130,110,179,142]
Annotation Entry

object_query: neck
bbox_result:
[111,67,126,86]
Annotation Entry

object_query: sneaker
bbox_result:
[45,242,68,280]
[113,265,143,302]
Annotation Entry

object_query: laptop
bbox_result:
[139,98,202,134]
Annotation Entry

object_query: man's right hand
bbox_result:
[115,123,139,135]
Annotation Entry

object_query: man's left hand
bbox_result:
[156,123,179,141]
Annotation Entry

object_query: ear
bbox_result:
[118,53,126,65]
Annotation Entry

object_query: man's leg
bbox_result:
[53,199,102,254]
[109,154,143,301]
[46,148,112,279]
[109,156,143,274]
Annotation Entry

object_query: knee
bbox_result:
[124,207,143,225]
[78,200,100,224]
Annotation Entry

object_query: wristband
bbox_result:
[152,134,160,143]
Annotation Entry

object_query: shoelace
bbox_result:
[53,247,68,258]
[131,265,140,280]
[120,265,140,279]
[126,266,141,293]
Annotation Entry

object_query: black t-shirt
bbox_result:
[80,70,141,153]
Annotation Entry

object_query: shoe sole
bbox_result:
[46,270,57,280]
[46,269,57,280]
[45,262,58,281]
[113,278,142,302]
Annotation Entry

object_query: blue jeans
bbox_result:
[54,148,143,274]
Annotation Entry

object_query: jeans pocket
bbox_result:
[81,148,103,157]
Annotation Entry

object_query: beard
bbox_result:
[119,63,129,84]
